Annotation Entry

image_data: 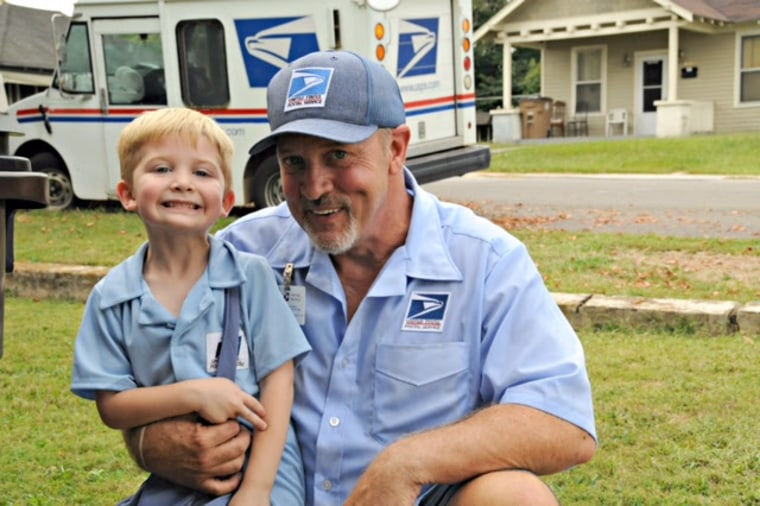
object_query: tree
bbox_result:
[473,0,540,110]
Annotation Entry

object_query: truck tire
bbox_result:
[251,157,284,208]
[30,153,75,210]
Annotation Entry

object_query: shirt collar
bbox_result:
[97,235,245,309]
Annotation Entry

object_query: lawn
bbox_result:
[487,132,760,176]
[1,298,758,504]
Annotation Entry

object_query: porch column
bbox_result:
[668,25,679,101]
[502,39,513,109]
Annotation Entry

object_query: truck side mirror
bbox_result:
[367,0,400,11]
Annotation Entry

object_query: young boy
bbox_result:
[71,108,310,505]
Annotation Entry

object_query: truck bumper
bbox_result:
[406,144,491,184]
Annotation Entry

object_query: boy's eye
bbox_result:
[194,168,210,177]
[155,165,170,173]
[280,156,304,171]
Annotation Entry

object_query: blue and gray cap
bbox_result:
[250,50,406,155]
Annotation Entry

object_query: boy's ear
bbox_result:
[116,180,138,211]
[221,190,235,217]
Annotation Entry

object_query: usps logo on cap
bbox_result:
[402,292,450,332]
[284,67,334,112]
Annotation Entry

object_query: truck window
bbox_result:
[56,23,95,94]
[177,20,230,108]
[103,33,167,105]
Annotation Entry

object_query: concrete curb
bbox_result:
[5,263,760,337]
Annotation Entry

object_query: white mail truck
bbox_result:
[0,0,489,209]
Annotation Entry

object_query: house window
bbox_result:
[573,47,603,113]
[740,34,760,103]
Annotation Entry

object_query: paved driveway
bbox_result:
[423,172,760,239]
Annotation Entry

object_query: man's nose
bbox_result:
[301,162,333,201]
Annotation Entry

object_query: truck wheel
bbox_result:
[30,153,75,210]
[251,157,284,208]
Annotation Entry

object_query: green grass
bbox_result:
[11,207,233,266]
[0,298,145,504]
[510,230,759,303]
[488,132,760,176]
[545,329,760,505]
[1,298,757,504]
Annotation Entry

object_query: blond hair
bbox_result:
[118,108,234,190]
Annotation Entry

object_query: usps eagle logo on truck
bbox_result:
[234,16,320,87]
[402,292,450,332]
[397,18,439,78]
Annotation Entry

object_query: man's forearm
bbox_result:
[383,404,596,486]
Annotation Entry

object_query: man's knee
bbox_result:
[451,470,559,506]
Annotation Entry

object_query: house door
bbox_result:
[634,53,668,136]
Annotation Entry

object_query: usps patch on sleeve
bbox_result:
[284,67,333,111]
[402,292,450,332]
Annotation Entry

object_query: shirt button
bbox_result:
[341,358,350,368]
[323,480,333,491]
[329,416,340,427]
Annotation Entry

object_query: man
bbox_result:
[128,50,597,505]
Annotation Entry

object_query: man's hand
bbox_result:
[344,443,422,506]
[125,414,251,496]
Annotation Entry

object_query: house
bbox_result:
[475,0,760,139]
[0,3,69,109]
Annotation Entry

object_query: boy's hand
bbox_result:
[188,377,267,430]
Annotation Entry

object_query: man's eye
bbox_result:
[333,150,348,160]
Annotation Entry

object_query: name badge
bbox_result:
[205,330,249,373]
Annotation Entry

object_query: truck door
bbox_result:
[91,18,166,198]
[390,2,458,145]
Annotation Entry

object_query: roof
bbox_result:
[475,0,760,42]
[666,0,760,22]
[0,3,69,74]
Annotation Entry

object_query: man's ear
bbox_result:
[389,125,411,175]
[221,190,236,217]
[116,180,138,211]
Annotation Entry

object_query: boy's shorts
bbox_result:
[416,471,558,505]
[417,483,465,506]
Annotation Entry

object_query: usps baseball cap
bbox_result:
[250,50,406,155]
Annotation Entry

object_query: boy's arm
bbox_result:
[233,361,295,502]
[96,377,267,431]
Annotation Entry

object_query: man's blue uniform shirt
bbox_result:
[218,170,596,506]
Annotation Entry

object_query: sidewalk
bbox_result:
[5,262,760,336]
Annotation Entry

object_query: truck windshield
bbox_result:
[56,22,94,94]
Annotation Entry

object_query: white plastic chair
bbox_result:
[606,108,628,136]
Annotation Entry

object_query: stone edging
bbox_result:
[4,263,760,336]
